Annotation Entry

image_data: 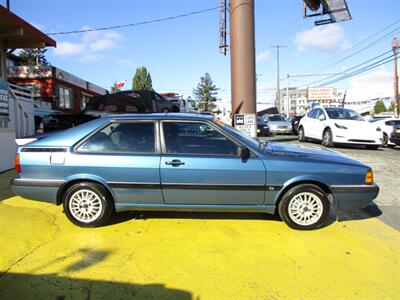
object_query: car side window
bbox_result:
[307,109,317,119]
[163,122,239,156]
[316,109,326,120]
[78,122,156,153]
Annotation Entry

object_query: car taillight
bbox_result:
[365,170,374,185]
[15,153,21,173]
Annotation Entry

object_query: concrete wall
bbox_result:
[0,128,16,172]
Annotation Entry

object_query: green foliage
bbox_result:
[193,73,218,112]
[373,100,387,114]
[18,48,50,66]
[132,67,153,91]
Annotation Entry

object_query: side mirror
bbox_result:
[238,147,251,161]
[318,114,325,121]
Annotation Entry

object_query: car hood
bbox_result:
[265,142,365,167]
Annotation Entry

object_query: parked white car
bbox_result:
[369,118,400,147]
[298,107,383,149]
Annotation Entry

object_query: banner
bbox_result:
[0,80,9,120]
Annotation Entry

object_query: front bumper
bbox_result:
[269,127,292,134]
[331,184,379,211]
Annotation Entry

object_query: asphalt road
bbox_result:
[260,134,400,230]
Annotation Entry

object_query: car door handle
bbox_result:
[165,160,185,166]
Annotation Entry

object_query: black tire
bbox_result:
[162,108,170,113]
[298,126,306,142]
[365,145,380,150]
[63,182,114,227]
[278,184,330,230]
[322,128,334,147]
[382,133,388,147]
[387,144,396,148]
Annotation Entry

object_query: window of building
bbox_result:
[162,122,238,156]
[59,86,72,109]
[78,122,156,153]
[81,94,91,110]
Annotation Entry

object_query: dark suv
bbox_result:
[389,123,400,147]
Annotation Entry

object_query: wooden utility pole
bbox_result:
[229,0,256,115]
[393,37,399,117]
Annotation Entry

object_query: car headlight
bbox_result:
[334,123,348,129]
[376,127,382,132]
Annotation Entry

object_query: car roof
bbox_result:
[106,113,214,121]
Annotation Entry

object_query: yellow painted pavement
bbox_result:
[0,196,399,300]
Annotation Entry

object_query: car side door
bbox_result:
[304,109,318,139]
[159,120,266,205]
[314,109,327,139]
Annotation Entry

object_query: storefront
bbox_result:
[7,65,107,113]
[0,5,55,171]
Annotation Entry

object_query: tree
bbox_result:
[193,73,218,112]
[132,67,153,90]
[18,48,50,66]
[373,100,387,114]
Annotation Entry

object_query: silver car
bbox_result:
[263,114,292,134]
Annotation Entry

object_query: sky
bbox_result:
[5,0,400,105]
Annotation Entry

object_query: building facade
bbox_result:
[7,65,107,113]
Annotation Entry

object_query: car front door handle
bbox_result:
[165,160,185,167]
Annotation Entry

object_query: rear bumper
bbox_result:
[10,178,63,204]
[331,184,379,211]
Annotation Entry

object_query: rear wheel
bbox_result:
[322,128,334,147]
[162,108,170,113]
[64,182,114,227]
[298,126,306,142]
[278,184,330,230]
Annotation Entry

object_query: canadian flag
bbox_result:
[115,80,126,88]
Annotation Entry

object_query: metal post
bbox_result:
[6,0,10,10]
[271,45,286,112]
[393,37,399,118]
[230,0,256,115]
[286,74,290,117]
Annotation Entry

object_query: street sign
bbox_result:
[0,80,9,121]
[234,114,257,138]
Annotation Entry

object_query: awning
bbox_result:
[0,5,56,48]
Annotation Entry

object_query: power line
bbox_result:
[309,18,400,72]
[302,49,393,87]
[313,26,399,73]
[311,54,398,87]
[46,6,219,35]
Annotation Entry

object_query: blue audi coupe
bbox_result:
[11,113,379,230]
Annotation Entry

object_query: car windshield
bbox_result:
[325,108,364,121]
[268,115,286,121]
[212,119,260,149]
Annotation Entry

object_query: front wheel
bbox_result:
[278,184,330,230]
[322,128,334,147]
[64,182,114,227]
[298,126,306,142]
